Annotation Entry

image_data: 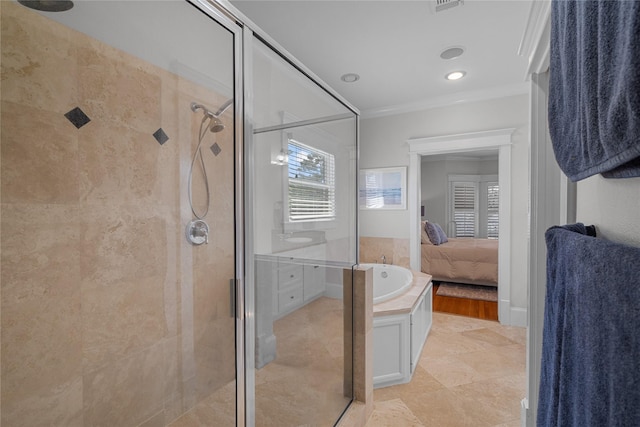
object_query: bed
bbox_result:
[421,221,498,287]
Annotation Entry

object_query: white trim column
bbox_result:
[498,143,512,324]
[409,153,421,272]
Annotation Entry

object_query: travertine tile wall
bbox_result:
[1,3,235,426]
[359,237,410,268]
[338,267,373,427]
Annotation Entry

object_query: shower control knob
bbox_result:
[186,219,209,245]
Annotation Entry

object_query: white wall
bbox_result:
[576,175,640,245]
[360,94,529,310]
[250,41,358,264]
[421,157,498,229]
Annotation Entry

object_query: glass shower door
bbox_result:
[0,1,241,426]
[246,36,359,426]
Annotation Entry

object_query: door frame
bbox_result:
[407,129,515,324]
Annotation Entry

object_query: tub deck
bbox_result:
[373,269,432,316]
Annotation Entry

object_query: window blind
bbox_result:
[452,182,477,237]
[287,139,335,221]
[487,182,499,239]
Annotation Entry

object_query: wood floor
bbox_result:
[432,283,498,321]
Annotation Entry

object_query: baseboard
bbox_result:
[325,282,343,300]
[521,398,529,427]
[255,333,277,369]
[510,306,527,327]
[499,301,527,327]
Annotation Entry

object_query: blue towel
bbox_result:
[538,223,640,426]
[549,0,640,181]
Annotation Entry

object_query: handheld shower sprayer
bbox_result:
[186,98,233,245]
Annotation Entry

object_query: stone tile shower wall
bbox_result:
[1,3,235,426]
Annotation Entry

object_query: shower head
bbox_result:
[208,117,225,133]
[190,100,233,133]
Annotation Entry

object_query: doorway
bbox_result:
[407,129,519,325]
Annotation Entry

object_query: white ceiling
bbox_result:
[230,0,534,117]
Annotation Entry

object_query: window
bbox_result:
[448,175,499,238]
[487,182,499,239]
[451,181,478,237]
[287,139,335,221]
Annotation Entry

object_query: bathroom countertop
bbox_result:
[373,270,432,317]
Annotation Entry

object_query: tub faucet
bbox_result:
[381,255,386,265]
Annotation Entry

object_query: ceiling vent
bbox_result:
[434,0,463,13]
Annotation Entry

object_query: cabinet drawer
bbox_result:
[278,263,303,289]
[278,287,303,313]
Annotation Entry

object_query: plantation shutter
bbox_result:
[452,182,477,237]
[287,140,335,221]
[487,182,499,239]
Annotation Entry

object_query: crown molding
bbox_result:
[518,0,551,77]
[407,128,515,155]
[361,82,529,119]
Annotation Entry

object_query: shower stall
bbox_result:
[0,1,358,426]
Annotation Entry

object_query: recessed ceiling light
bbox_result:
[341,73,360,83]
[440,46,465,60]
[445,71,466,81]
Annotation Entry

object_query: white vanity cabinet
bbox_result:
[276,259,304,315]
[256,253,329,368]
[303,263,326,302]
[272,257,327,318]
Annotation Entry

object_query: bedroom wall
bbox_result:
[359,94,529,316]
[421,156,498,230]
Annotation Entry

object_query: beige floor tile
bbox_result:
[371,313,526,427]
[367,398,425,427]
[420,355,490,388]
[452,374,526,423]
[401,387,498,427]
[431,312,498,333]
[422,329,495,359]
[454,344,525,379]
[460,328,518,347]
[487,324,527,345]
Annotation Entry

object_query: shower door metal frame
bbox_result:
[190,0,361,425]
[186,1,246,425]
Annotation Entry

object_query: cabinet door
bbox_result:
[303,264,326,302]
[373,314,410,388]
[410,293,427,373]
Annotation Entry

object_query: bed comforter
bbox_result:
[421,238,498,287]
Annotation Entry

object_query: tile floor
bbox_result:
[168,301,526,427]
[367,312,526,427]
[169,297,349,427]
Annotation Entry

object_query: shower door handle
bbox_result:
[229,278,236,318]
